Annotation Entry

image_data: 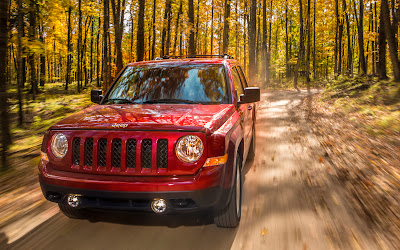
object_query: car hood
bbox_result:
[50,104,236,133]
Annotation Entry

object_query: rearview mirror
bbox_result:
[91,89,103,104]
[239,87,260,104]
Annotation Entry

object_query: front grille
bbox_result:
[71,137,169,173]
[157,139,168,168]
[112,139,122,168]
[126,139,137,168]
[141,139,152,169]
[72,138,81,165]
[98,138,107,167]
[84,138,93,166]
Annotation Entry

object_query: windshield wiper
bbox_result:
[141,99,201,104]
[103,98,137,104]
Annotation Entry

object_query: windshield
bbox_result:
[105,63,229,104]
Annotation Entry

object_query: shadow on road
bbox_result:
[9,207,238,250]
[85,209,214,228]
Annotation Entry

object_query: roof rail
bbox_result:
[158,54,234,60]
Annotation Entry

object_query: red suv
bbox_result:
[38,55,260,228]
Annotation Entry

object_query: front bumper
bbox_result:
[39,163,231,213]
[40,182,229,213]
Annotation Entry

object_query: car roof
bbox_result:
[126,58,238,67]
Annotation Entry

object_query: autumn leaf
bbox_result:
[261,227,268,236]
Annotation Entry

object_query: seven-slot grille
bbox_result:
[71,137,168,172]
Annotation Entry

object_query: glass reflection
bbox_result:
[106,64,228,104]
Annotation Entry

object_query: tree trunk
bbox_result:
[235,0,238,58]
[195,0,200,52]
[65,6,72,90]
[96,16,101,87]
[38,4,45,87]
[222,0,230,54]
[90,16,94,83]
[188,0,195,54]
[334,0,339,77]
[0,0,10,169]
[306,0,311,90]
[294,0,304,90]
[204,9,209,54]
[337,0,344,76]
[173,0,182,55]
[77,0,82,92]
[103,0,111,89]
[248,0,256,82]
[391,0,398,45]
[136,0,145,61]
[313,0,316,79]
[374,2,378,74]
[244,2,247,71]
[218,12,222,54]
[343,0,352,76]
[39,24,45,87]
[378,2,388,80]
[256,8,261,77]
[21,15,26,88]
[263,0,267,83]
[266,0,272,84]
[83,17,91,87]
[357,0,366,75]
[17,0,24,125]
[149,0,155,59]
[29,0,38,98]
[111,0,126,73]
[381,0,400,81]
[210,0,214,54]
[370,8,374,75]
[131,9,135,61]
[166,0,172,55]
[285,0,289,78]
[161,0,171,56]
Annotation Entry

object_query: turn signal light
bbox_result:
[40,151,49,163]
[203,154,228,167]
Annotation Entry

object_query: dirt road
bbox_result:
[2,90,388,250]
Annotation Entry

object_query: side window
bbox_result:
[237,66,248,88]
[231,67,244,96]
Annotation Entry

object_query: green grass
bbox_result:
[322,76,400,135]
[7,81,95,157]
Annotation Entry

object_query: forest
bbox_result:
[0,0,400,169]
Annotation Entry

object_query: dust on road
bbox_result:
[4,90,388,250]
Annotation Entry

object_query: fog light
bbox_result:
[151,198,167,213]
[67,194,81,208]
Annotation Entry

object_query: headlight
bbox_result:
[51,133,68,158]
[175,135,204,163]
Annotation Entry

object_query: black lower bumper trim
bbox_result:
[40,182,230,213]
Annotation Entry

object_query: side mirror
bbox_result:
[91,89,103,104]
[239,87,260,104]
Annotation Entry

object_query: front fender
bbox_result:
[209,111,244,190]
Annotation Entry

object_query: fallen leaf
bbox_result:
[271,155,275,161]
[318,156,324,163]
[261,227,268,236]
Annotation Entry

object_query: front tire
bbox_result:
[58,203,87,219]
[214,153,242,228]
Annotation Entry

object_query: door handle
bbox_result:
[248,105,252,110]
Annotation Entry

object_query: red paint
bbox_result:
[52,104,235,133]
[39,161,224,192]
